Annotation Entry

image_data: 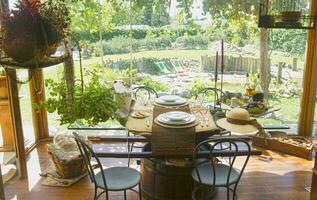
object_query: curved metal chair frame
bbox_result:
[192,138,251,200]
[72,132,141,200]
[133,86,158,100]
[195,87,226,105]
[129,86,158,166]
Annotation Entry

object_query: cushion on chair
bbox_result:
[95,167,141,191]
[191,163,240,186]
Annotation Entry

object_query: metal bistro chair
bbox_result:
[128,86,158,166]
[132,85,158,100]
[195,87,226,112]
[191,138,251,200]
[72,132,141,200]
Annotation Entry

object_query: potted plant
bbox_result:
[0,0,70,63]
[44,70,120,126]
[280,0,301,23]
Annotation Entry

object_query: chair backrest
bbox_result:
[133,86,158,100]
[72,132,108,190]
[195,87,225,104]
[192,137,251,187]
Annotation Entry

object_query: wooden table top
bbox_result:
[125,102,219,136]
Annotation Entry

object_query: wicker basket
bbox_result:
[47,144,87,179]
[252,132,313,160]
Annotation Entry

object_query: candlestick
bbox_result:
[215,51,218,82]
[221,40,224,73]
[214,51,218,110]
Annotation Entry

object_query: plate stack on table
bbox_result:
[155,111,197,129]
[152,95,197,156]
[154,95,187,107]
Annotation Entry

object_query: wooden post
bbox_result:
[298,0,317,137]
[0,77,14,150]
[29,69,49,140]
[0,164,4,200]
[293,57,298,71]
[277,62,283,84]
[311,148,317,200]
[6,69,27,179]
[260,0,270,103]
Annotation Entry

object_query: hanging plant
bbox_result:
[44,69,119,126]
[0,0,70,64]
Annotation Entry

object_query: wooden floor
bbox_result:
[3,142,314,200]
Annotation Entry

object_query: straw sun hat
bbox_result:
[216,108,259,133]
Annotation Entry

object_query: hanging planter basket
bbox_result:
[0,0,70,68]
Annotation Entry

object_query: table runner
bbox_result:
[151,103,196,156]
[126,103,218,134]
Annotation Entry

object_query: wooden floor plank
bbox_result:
[3,143,313,200]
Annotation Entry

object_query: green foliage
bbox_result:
[175,35,209,49]
[45,70,118,126]
[1,0,70,50]
[135,76,168,92]
[188,79,213,97]
[176,0,194,25]
[102,36,140,55]
[202,0,259,46]
[69,0,115,34]
[269,29,307,56]
[74,26,200,43]
[140,35,172,50]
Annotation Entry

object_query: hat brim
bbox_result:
[216,118,258,134]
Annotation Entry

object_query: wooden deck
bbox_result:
[3,142,313,200]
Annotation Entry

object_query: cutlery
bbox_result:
[204,116,209,127]
[146,116,151,127]
[200,118,204,127]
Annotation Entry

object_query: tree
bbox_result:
[69,0,115,34]
[202,0,270,102]
[202,0,259,46]
[176,0,194,25]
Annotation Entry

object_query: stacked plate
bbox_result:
[156,111,196,126]
[155,95,187,106]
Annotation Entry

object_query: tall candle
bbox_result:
[221,40,224,73]
[215,51,218,81]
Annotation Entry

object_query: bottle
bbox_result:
[244,73,251,96]
[253,74,264,102]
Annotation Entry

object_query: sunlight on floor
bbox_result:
[26,150,42,191]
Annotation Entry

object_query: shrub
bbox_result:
[140,35,172,50]
[75,26,201,43]
[102,36,140,54]
[175,35,209,50]
[135,76,168,92]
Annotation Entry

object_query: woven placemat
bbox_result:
[151,104,195,156]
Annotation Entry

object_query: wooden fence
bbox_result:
[201,55,260,73]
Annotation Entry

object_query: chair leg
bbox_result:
[227,187,230,200]
[124,190,127,200]
[106,191,109,200]
[94,187,98,200]
[139,184,142,200]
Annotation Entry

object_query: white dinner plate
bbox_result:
[159,95,181,102]
[155,98,187,106]
[157,112,196,125]
[164,111,191,121]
